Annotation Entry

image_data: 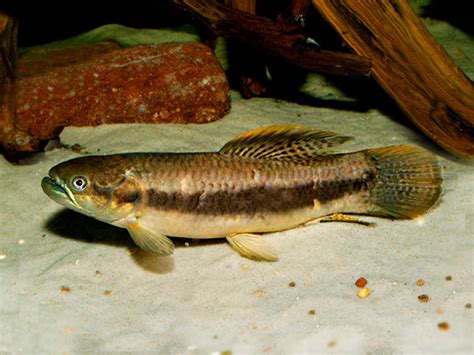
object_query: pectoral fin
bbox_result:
[127,221,174,256]
[226,234,279,262]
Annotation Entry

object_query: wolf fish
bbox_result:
[41,125,443,261]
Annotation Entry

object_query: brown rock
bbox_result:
[2,42,230,158]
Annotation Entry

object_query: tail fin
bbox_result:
[365,145,442,219]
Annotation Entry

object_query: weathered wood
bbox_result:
[313,0,474,158]
[289,0,312,18]
[170,0,371,77]
[0,13,30,159]
[223,0,269,98]
[276,0,312,33]
[0,13,15,131]
[224,0,256,13]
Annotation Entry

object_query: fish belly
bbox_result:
[136,207,321,239]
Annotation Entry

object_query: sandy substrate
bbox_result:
[1,96,473,352]
[1,16,473,354]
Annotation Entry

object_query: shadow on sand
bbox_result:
[44,209,225,273]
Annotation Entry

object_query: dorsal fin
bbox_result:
[219,125,352,161]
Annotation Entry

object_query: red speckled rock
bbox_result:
[17,41,122,78]
[3,42,230,156]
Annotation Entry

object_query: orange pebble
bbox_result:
[355,277,368,288]
[59,286,71,294]
[438,322,449,331]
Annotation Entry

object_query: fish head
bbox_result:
[42,155,141,224]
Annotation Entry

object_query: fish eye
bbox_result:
[71,176,88,191]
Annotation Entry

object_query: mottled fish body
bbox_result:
[42,125,442,261]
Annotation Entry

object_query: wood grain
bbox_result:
[313,0,474,157]
[171,0,371,76]
[0,13,30,159]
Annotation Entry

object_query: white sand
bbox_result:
[1,97,472,352]
[1,17,473,354]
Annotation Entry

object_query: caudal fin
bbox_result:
[365,145,442,219]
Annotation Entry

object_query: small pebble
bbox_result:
[240,264,250,271]
[357,287,371,298]
[465,303,471,309]
[416,279,425,287]
[184,242,190,247]
[418,294,430,303]
[18,239,25,245]
[0,255,6,260]
[69,143,84,153]
[308,309,316,315]
[95,270,102,278]
[103,290,113,296]
[327,340,336,348]
[64,326,76,334]
[75,259,80,265]
[437,322,449,331]
[355,277,368,288]
[445,275,452,281]
[288,281,296,288]
[59,286,71,294]
[255,290,265,297]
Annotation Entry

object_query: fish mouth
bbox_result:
[41,175,80,209]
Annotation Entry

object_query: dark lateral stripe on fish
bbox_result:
[116,190,140,204]
[145,174,375,215]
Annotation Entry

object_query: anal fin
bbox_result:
[305,213,376,227]
[226,234,279,262]
[127,220,175,256]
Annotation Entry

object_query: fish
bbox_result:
[41,125,442,261]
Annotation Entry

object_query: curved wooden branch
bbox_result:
[313,0,474,158]
[170,0,372,77]
[0,13,32,160]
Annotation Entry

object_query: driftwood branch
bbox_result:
[0,13,27,159]
[313,0,474,158]
[170,0,371,77]
[223,0,269,98]
[223,0,256,13]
